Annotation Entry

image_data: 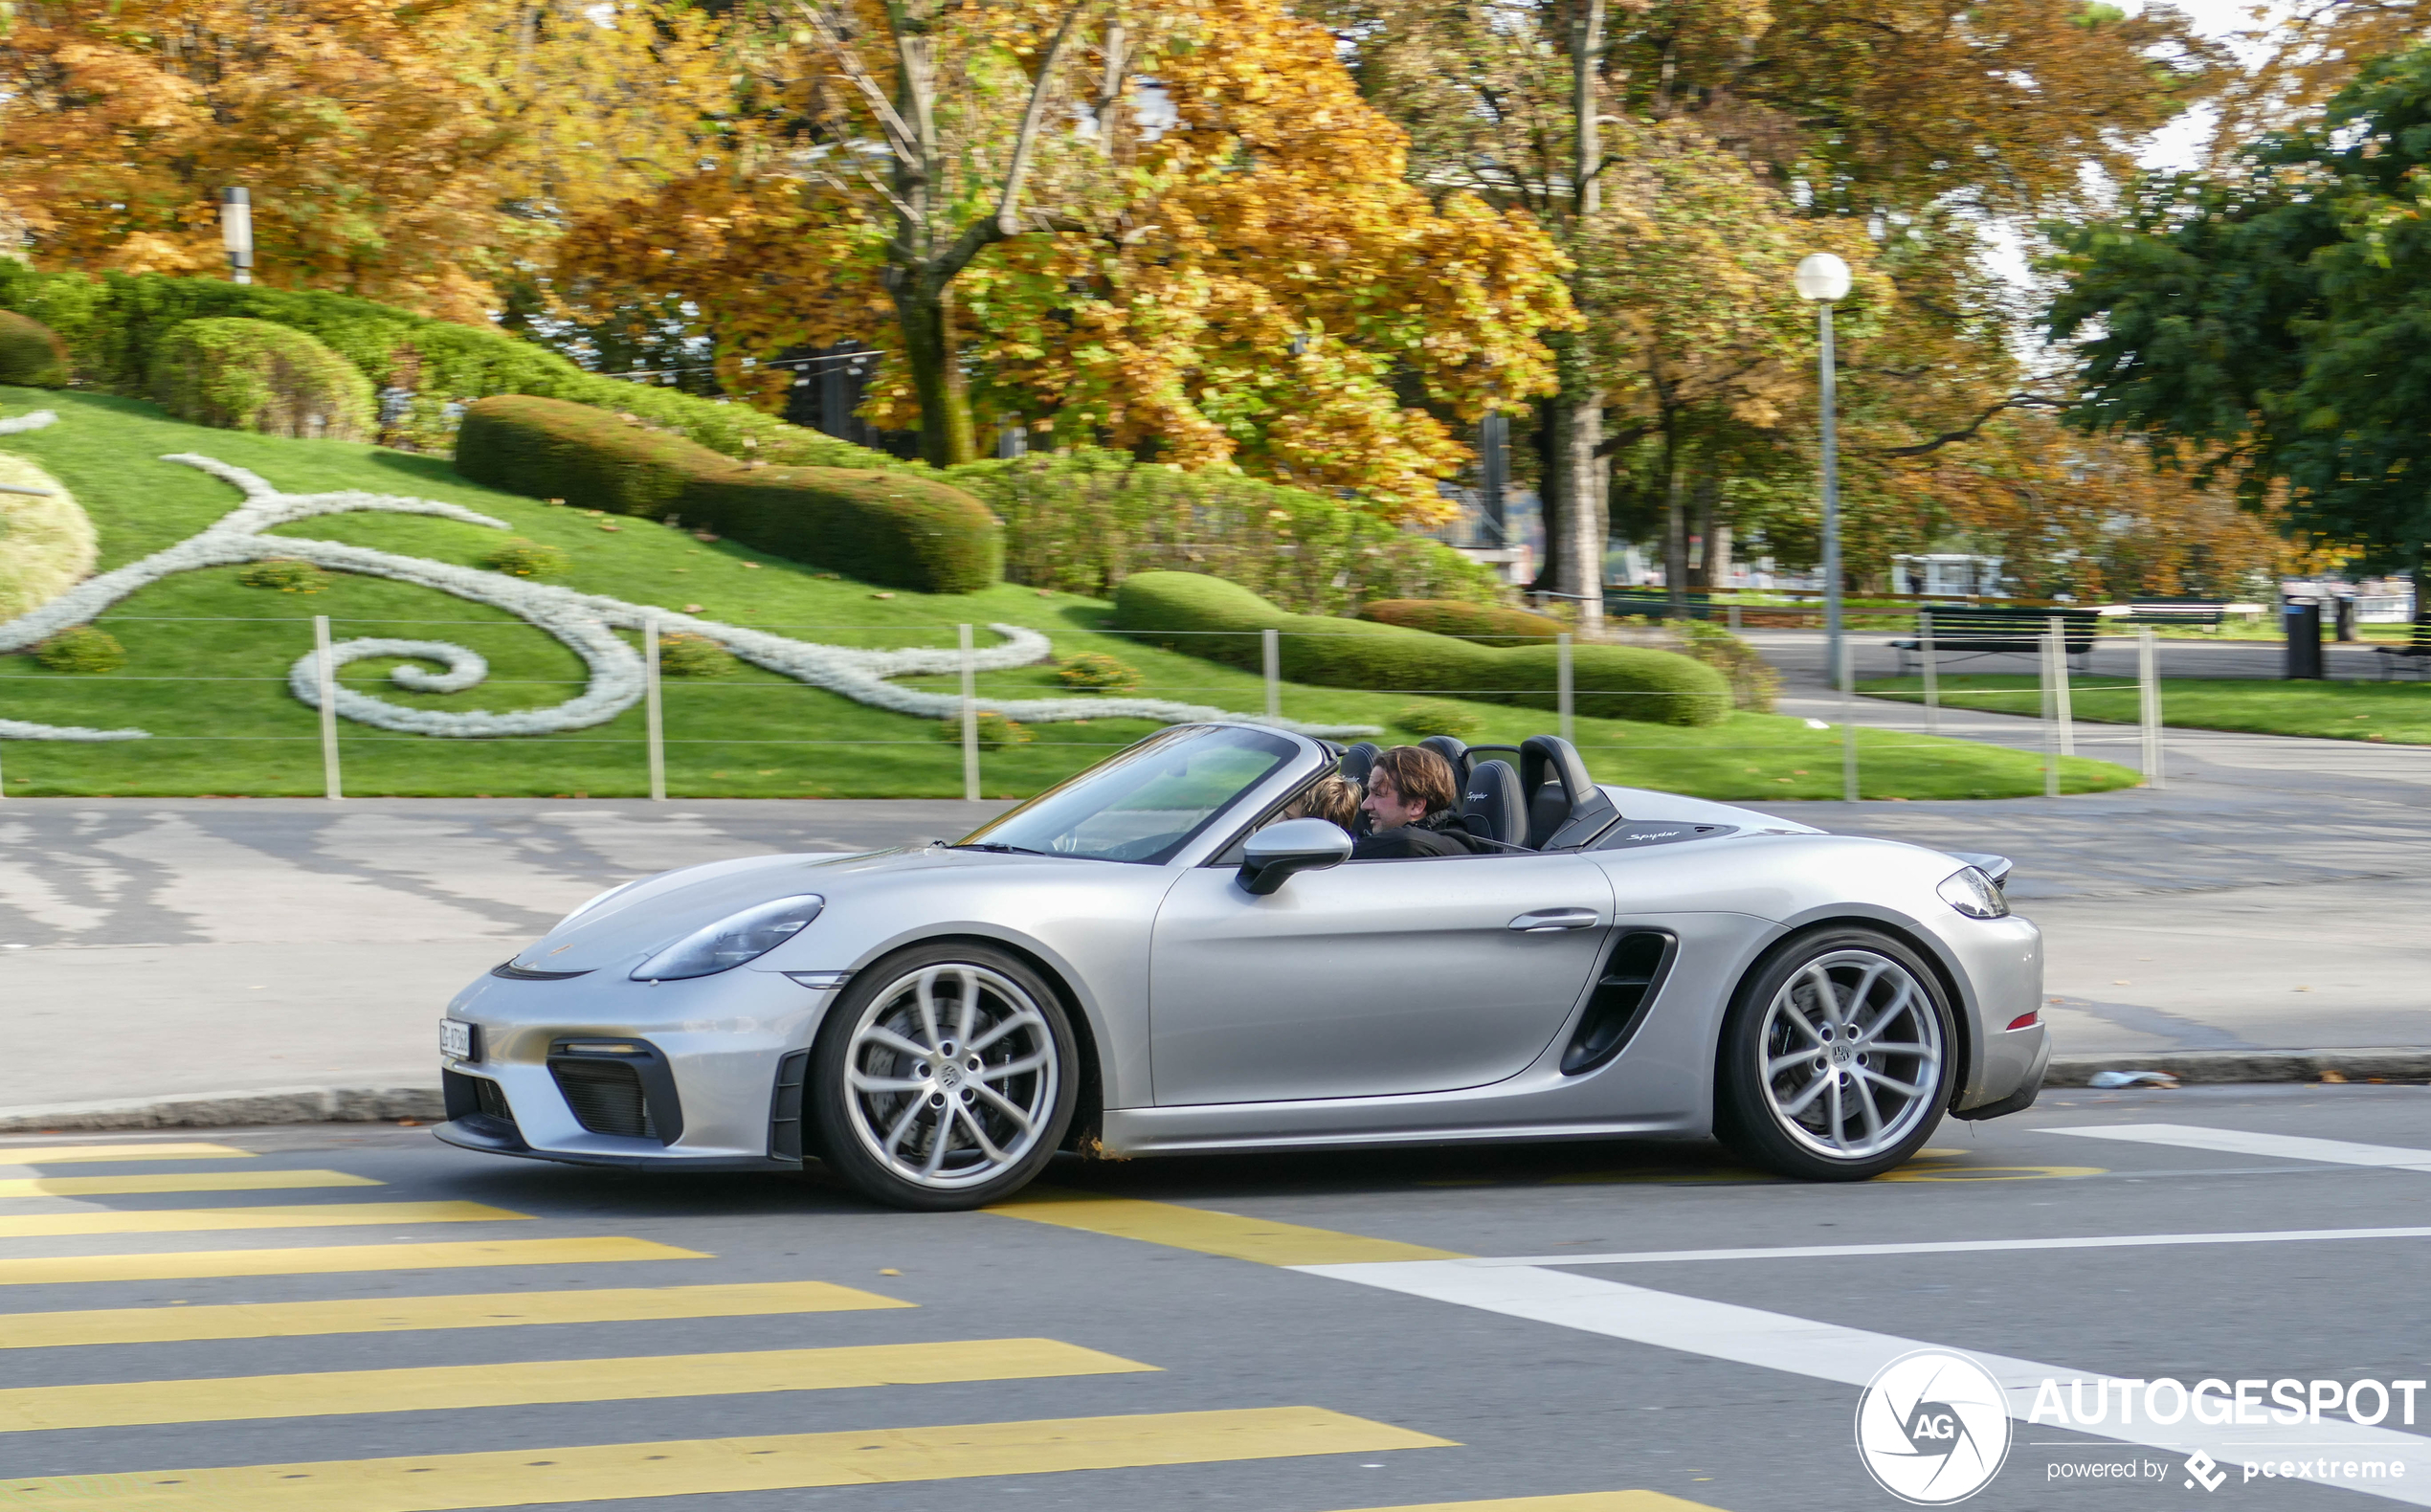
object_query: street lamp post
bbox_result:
[1795,252,1852,688]
[220,189,254,285]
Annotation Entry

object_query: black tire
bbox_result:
[1715,926,1956,1181]
[809,942,1079,1212]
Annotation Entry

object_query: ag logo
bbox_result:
[1855,1349,2013,1504]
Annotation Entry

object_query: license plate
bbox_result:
[439,1019,479,1062]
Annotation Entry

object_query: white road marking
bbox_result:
[1452,1226,2431,1268]
[1297,1260,2431,1506]
[2043,1123,2431,1173]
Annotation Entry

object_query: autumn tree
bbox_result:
[1324,0,2217,614]
[2052,45,2431,613]
[0,0,725,321]
[562,0,1572,512]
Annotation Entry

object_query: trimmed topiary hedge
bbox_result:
[1362,598,1567,643]
[1112,571,1731,726]
[0,262,902,465]
[455,394,1000,593]
[0,311,70,388]
[149,319,374,439]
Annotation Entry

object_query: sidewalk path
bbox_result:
[1740,627,2431,1057]
[0,800,1007,1114]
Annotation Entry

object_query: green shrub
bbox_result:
[1681,620,1781,713]
[947,450,1505,614]
[0,262,904,463]
[479,538,571,579]
[1111,571,1731,727]
[935,710,1032,750]
[1363,598,1566,643]
[0,311,70,388]
[34,626,125,674]
[1395,700,1485,741]
[1052,653,1142,693]
[148,319,374,439]
[656,632,737,678]
[236,560,326,593]
[456,395,1000,592]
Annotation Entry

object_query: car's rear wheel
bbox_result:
[809,943,1077,1212]
[1716,927,1953,1181]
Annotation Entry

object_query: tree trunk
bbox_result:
[1531,392,1569,600]
[890,278,979,469]
[1662,413,1687,622]
[1536,331,1603,628]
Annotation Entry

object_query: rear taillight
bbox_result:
[2006,1011,2041,1031]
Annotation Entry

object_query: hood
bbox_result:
[506,845,990,973]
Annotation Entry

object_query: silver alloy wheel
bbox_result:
[840,962,1059,1191]
[1757,947,1943,1161]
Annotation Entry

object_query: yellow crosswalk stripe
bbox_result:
[0,1144,255,1166]
[0,1405,1447,1510]
[0,1279,909,1350]
[0,1236,703,1287]
[990,1189,1467,1266]
[0,1338,1154,1433]
[0,1170,381,1200]
[0,1201,524,1239]
[1327,1498,1724,1512]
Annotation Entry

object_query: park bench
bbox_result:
[1604,589,1718,620]
[2112,598,2231,631]
[2375,619,2431,680]
[1888,607,2098,677]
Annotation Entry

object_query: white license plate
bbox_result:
[439,1019,478,1061]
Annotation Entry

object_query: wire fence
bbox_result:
[0,607,2224,804]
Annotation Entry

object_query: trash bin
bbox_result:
[2334,594,2358,642]
[2285,598,2324,679]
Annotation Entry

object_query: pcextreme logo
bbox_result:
[1855,1349,2015,1504]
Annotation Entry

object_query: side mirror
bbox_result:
[1239,818,1352,896]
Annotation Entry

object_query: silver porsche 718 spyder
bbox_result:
[436,723,2048,1209]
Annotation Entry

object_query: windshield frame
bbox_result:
[952,724,1324,866]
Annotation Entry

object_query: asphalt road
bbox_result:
[0,1086,2425,1511]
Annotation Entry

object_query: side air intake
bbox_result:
[1560,930,1677,1075]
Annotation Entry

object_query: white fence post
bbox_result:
[1261,627,1282,723]
[644,614,666,802]
[1919,609,1940,735]
[2047,614,2075,757]
[313,613,343,801]
[1727,600,1741,633]
[2140,625,2166,790]
[1556,632,1574,743]
[2041,628,2060,798]
[958,623,980,802]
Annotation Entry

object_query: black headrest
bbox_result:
[1520,734,1620,849]
[1337,743,1380,787]
[1461,759,1528,847]
[1419,735,1471,785]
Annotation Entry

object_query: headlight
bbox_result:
[631,895,824,981]
[1936,867,2008,920]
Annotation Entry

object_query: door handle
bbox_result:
[1509,908,1600,932]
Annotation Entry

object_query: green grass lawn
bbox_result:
[1860,673,2431,745]
[0,388,2136,800]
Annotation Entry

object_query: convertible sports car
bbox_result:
[437,723,2048,1209]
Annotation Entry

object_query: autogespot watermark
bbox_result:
[1857,1363,2427,1500]
[1856,1350,2015,1504]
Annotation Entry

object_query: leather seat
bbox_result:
[1337,743,1380,787]
[1460,759,1528,848]
[1419,735,1471,785]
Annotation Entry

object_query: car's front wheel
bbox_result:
[1715,927,1954,1181]
[809,943,1078,1211]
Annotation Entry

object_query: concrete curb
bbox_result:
[1,1051,2424,1134]
[2046,1048,2431,1087]
[0,1086,444,1134]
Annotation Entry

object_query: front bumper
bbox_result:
[435,961,832,1169]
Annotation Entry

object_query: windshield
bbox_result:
[954,725,1301,864]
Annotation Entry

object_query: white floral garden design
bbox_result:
[0,433,1377,743]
